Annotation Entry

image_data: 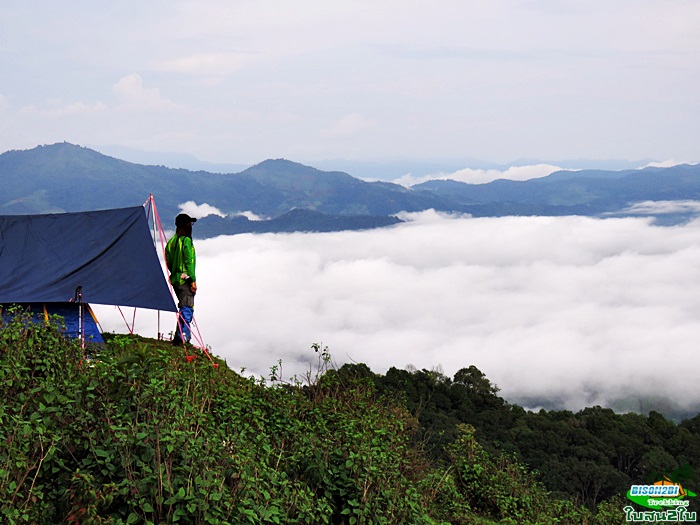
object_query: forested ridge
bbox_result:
[3,144,700,232]
[334,363,700,512]
[1,310,694,524]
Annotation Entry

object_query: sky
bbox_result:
[93,211,700,416]
[1,1,699,168]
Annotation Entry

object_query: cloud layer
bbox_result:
[178,201,226,219]
[392,164,564,186]
[94,210,700,415]
[1,1,699,163]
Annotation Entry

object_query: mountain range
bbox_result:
[1,142,699,237]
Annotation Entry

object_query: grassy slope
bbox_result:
[0,313,625,524]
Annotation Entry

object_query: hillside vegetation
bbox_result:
[0,311,647,524]
[0,144,447,227]
[336,364,700,511]
[3,143,700,235]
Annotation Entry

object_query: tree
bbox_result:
[453,365,500,395]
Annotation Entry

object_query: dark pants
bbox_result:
[173,282,195,343]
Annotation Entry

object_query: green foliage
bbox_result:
[446,423,549,523]
[444,424,629,524]
[0,315,641,524]
[0,308,85,523]
[0,317,434,524]
[364,363,700,514]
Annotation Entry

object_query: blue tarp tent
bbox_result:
[1,302,105,343]
[0,206,177,342]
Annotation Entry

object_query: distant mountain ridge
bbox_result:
[1,142,699,237]
[413,163,700,223]
[0,143,451,236]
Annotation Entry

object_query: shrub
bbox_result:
[0,318,434,524]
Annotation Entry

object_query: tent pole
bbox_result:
[75,286,84,349]
[150,194,163,341]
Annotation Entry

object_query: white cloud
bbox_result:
[396,209,471,222]
[322,113,379,139]
[93,213,700,415]
[19,101,108,118]
[157,52,251,76]
[643,160,690,168]
[393,164,564,187]
[113,74,178,111]
[2,1,700,162]
[178,201,226,218]
[619,200,700,216]
[234,211,265,221]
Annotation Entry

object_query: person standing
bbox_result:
[165,213,197,345]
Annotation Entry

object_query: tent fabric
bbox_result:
[0,303,105,343]
[0,206,177,312]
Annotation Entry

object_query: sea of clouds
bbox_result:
[390,164,564,186]
[387,159,691,187]
[93,208,700,416]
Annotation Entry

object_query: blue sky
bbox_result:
[1,1,698,166]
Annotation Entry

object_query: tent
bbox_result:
[0,205,177,343]
[0,302,104,343]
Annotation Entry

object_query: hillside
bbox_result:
[199,208,402,237]
[0,310,633,524]
[2,143,700,237]
[338,363,700,512]
[413,164,700,222]
[0,143,447,236]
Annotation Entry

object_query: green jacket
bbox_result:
[165,235,196,286]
